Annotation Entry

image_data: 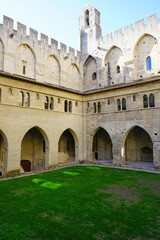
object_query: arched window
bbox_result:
[149,94,155,107]
[64,100,68,112]
[143,95,148,108]
[69,101,72,113]
[117,99,121,111]
[98,102,101,113]
[19,91,24,106]
[116,65,120,73]
[8,88,12,95]
[146,56,152,70]
[85,10,89,26]
[50,97,54,110]
[93,102,96,113]
[92,72,97,80]
[122,98,126,110]
[0,89,1,103]
[25,92,30,107]
[44,96,49,109]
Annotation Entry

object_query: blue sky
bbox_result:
[0,0,160,50]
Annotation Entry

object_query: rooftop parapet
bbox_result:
[0,15,81,62]
[103,12,159,46]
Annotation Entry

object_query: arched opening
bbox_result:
[117,99,121,111]
[143,95,148,108]
[19,91,24,106]
[149,93,155,107]
[124,126,153,167]
[25,92,30,107]
[98,102,101,113]
[92,128,113,163]
[50,97,54,110]
[58,129,75,163]
[85,9,89,27]
[21,127,47,172]
[146,56,152,70]
[92,72,97,80]
[93,102,96,113]
[0,132,7,176]
[44,96,49,109]
[64,100,68,112]
[69,101,72,113]
[116,65,120,73]
[122,98,126,110]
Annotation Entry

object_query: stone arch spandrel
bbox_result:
[133,34,159,79]
[44,55,60,85]
[67,64,80,90]
[15,43,36,79]
[0,38,4,70]
[104,46,124,85]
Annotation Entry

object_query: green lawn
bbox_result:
[0,166,160,240]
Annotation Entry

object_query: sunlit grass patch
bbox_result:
[0,166,159,240]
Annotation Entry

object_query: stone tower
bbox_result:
[79,4,102,60]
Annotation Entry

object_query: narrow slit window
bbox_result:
[122,98,126,110]
[64,100,68,112]
[98,102,101,113]
[93,102,96,113]
[149,94,155,107]
[50,97,54,110]
[44,96,49,109]
[92,72,97,80]
[116,65,120,73]
[19,91,24,106]
[69,101,72,113]
[146,56,152,70]
[23,65,26,75]
[143,95,148,108]
[117,99,121,111]
[25,92,30,107]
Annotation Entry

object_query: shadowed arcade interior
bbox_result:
[125,126,153,167]
[21,127,46,172]
[92,128,113,163]
[58,129,75,163]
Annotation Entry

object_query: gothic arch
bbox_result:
[84,55,97,89]
[20,126,49,172]
[91,127,113,162]
[44,55,60,85]
[133,34,159,79]
[104,46,124,85]
[58,128,79,163]
[68,63,80,90]
[15,43,36,78]
[122,125,153,165]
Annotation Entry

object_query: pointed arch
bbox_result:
[44,55,60,85]
[68,63,80,90]
[84,55,97,89]
[15,43,36,78]
[122,125,153,166]
[104,46,124,85]
[92,127,113,162]
[20,126,49,172]
[133,34,158,79]
[58,128,79,163]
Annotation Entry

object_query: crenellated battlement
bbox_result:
[0,15,81,61]
[103,13,159,46]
